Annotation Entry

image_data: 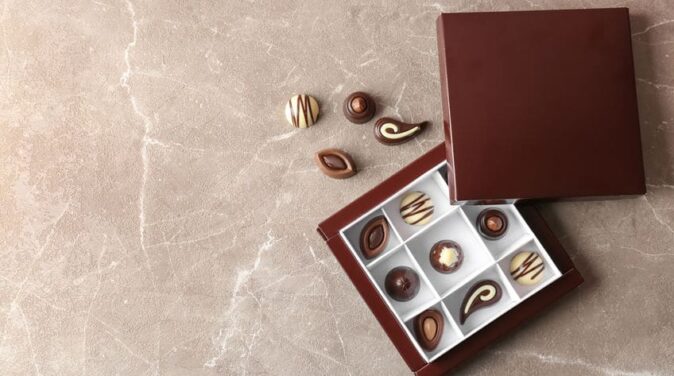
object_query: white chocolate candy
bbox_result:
[509,251,545,285]
[400,191,434,225]
[285,94,319,128]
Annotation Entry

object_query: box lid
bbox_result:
[437,8,646,203]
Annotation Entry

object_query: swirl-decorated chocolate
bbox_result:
[374,117,427,145]
[399,191,434,226]
[460,280,502,324]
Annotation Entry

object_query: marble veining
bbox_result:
[1,0,673,375]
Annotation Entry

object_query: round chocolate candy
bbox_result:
[343,91,375,124]
[400,191,434,226]
[285,94,319,128]
[510,251,545,286]
[476,208,508,239]
[385,266,420,302]
[429,240,463,273]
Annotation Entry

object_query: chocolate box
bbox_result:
[317,145,582,375]
[437,8,645,203]
[316,7,647,375]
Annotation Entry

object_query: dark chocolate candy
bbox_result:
[429,240,463,273]
[343,92,376,124]
[476,208,508,239]
[314,148,357,179]
[413,309,444,351]
[374,117,427,145]
[359,216,390,259]
[385,266,420,302]
[459,280,502,324]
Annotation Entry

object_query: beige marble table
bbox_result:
[1,0,673,375]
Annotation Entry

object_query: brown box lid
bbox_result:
[437,8,646,203]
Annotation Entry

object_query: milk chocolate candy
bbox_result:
[285,94,319,128]
[385,267,420,302]
[314,148,357,179]
[343,92,376,124]
[477,208,508,239]
[429,240,463,273]
[510,251,545,285]
[359,216,390,259]
[374,117,427,145]
[460,280,502,324]
[413,309,444,351]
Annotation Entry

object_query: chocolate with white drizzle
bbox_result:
[459,280,502,324]
[314,148,357,179]
[359,216,390,259]
[510,251,545,285]
[374,117,427,145]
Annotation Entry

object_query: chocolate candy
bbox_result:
[343,92,376,124]
[459,280,502,324]
[385,266,420,302]
[476,208,508,239]
[285,94,319,128]
[400,191,434,226]
[374,117,427,145]
[359,216,390,259]
[414,309,444,351]
[429,240,463,273]
[510,251,545,285]
[314,148,357,179]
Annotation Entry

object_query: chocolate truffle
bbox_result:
[359,216,390,259]
[314,148,357,179]
[413,309,444,351]
[510,251,545,285]
[374,117,427,145]
[430,240,463,273]
[343,92,376,124]
[400,191,434,226]
[476,208,508,239]
[385,267,420,302]
[285,94,319,128]
[459,280,502,324]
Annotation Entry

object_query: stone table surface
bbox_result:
[2,0,674,375]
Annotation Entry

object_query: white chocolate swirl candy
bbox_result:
[459,280,502,324]
[400,191,434,225]
[374,117,427,145]
[285,94,319,128]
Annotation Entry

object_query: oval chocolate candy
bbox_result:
[414,309,444,351]
[314,148,357,179]
[374,117,427,145]
[359,215,390,259]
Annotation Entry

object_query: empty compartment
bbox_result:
[461,205,531,260]
[404,302,463,361]
[368,249,436,320]
[442,265,517,335]
[383,170,453,241]
[497,238,562,300]
[341,209,403,267]
[406,210,493,297]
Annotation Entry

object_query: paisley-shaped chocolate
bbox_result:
[459,280,502,324]
[359,216,390,259]
[374,117,427,145]
[414,309,444,351]
[314,148,357,179]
